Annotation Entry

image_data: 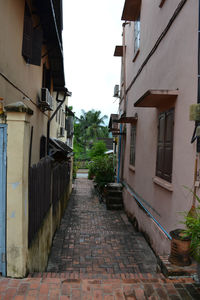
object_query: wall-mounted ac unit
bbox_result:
[38,88,53,111]
[113,85,119,98]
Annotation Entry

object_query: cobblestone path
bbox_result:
[1,179,200,299]
[46,178,157,277]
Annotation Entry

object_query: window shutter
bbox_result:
[130,125,136,166]
[22,13,33,61]
[163,109,174,182]
[30,28,43,66]
[156,113,165,178]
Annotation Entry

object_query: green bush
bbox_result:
[89,141,107,159]
[73,160,80,179]
[182,187,200,262]
[88,155,115,188]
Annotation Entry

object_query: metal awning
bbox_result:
[114,46,123,57]
[114,115,138,124]
[121,0,141,21]
[108,114,119,129]
[49,138,73,160]
[134,90,178,108]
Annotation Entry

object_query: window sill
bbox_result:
[153,176,173,192]
[132,49,140,63]
[129,165,135,172]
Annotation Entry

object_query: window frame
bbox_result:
[22,2,43,66]
[130,124,136,167]
[156,108,174,183]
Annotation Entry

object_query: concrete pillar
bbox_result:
[5,102,33,277]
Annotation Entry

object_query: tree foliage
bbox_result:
[74,109,109,160]
[89,141,107,159]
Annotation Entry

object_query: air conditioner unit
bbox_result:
[113,85,119,98]
[60,127,65,137]
[39,88,53,111]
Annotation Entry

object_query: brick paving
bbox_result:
[46,179,157,276]
[0,178,200,299]
[0,275,200,299]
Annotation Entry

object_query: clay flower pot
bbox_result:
[168,229,191,266]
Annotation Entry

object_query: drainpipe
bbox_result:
[117,22,129,183]
[190,1,200,207]
[46,88,71,155]
[197,0,200,152]
[122,22,128,114]
[117,124,122,183]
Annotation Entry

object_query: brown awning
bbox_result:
[114,46,123,57]
[114,113,138,124]
[121,0,141,21]
[134,90,178,108]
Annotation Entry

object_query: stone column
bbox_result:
[5,102,33,278]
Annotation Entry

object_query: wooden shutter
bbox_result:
[156,109,174,182]
[22,3,43,66]
[130,125,136,166]
[22,4,33,61]
[156,113,165,178]
[30,28,43,66]
[163,109,174,182]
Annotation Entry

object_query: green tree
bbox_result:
[74,109,109,159]
[90,141,107,159]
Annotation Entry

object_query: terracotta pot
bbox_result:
[168,229,191,266]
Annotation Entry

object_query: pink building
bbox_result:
[113,0,199,256]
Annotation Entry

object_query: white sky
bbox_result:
[62,0,124,123]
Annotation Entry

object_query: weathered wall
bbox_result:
[0,0,69,164]
[27,189,71,274]
[6,108,32,277]
[120,0,198,255]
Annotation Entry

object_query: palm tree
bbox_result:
[74,109,108,156]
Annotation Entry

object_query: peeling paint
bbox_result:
[11,182,20,190]
[10,211,15,218]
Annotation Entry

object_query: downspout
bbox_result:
[117,22,129,183]
[117,124,122,183]
[190,1,200,207]
[197,0,200,151]
[122,22,128,114]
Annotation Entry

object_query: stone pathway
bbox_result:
[1,178,200,299]
[46,179,157,277]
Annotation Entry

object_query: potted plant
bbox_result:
[181,190,200,281]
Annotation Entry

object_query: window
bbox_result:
[22,2,43,66]
[134,16,140,55]
[156,108,174,182]
[130,125,136,166]
[42,64,51,91]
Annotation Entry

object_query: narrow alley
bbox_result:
[46,178,157,276]
[0,178,200,299]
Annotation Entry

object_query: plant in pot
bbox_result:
[181,189,200,282]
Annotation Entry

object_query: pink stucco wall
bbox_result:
[119,0,199,255]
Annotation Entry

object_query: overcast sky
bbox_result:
[62,0,124,123]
